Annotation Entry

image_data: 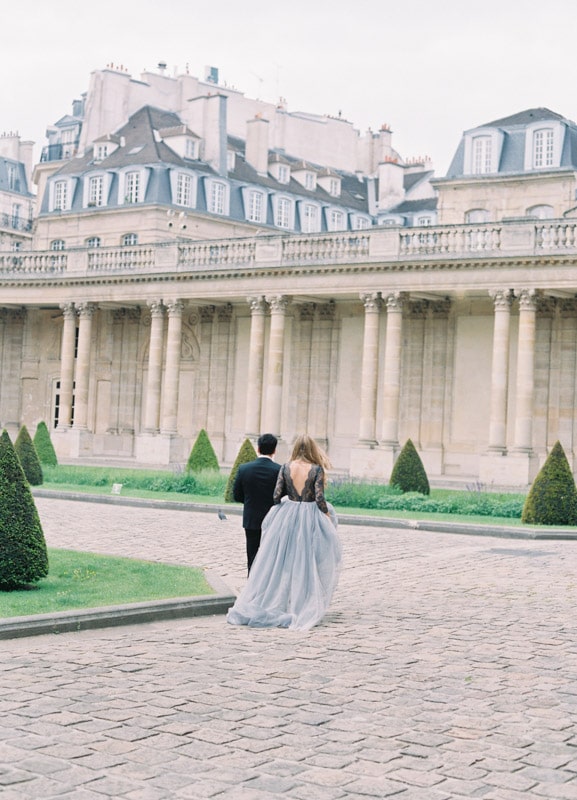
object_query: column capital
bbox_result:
[489,289,513,309]
[247,296,266,314]
[166,299,184,317]
[516,288,538,310]
[384,292,405,312]
[147,299,165,317]
[360,292,382,312]
[266,295,290,314]
[60,302,76,320]
[77,302,97,318]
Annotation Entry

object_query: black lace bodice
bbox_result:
[273,462,329,513]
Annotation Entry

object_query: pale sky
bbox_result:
[2,0,577,176]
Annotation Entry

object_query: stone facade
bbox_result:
[3,72,577,488]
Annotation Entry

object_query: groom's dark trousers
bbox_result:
[233,456,281,573]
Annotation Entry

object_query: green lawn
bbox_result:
[0,548,215,618]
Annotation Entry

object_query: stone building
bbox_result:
[0,132,34,253]
[1,65,577,489]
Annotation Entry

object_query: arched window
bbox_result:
[86,237,101,248]
[51,239,66,251]
[465,209,490,224]
[122,233,138,246]
[526,204,554,219]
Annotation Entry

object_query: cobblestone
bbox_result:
[1,497,577,798]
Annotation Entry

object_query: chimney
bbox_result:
[203,94,228,176]
[377,158,404,209]
[245,115,269,175]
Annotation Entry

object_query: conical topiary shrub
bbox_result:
[521,440,577,525]
[224,438,257,502]
[33,421,58,466]
[0,429,48,590]
[186,428,220,473]
[389,438,430,495]
[15,425,43,486]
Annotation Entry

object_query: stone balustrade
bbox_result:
[1,219,577,281]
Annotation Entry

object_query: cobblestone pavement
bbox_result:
[1,498,577,799]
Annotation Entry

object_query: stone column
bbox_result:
[381,292,404,445]
[143,300,165,433]
[74,303,96,430]
[359,292,382,443]
[245,296,266,436]
[488,289,513,452]
[513,289,537,453]
[58,303,76,429]
[264,295,289,436]
[161,300,183,434]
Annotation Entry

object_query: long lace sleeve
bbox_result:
[314,466,329,513]
[273,464,287,504]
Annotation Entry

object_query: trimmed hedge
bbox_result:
[389,439,430,495]
[186,429,220,473]
[15,424,43,486]
[0,429,49,590]
[225,438,257,502]
[521,440,577,525]
[33,421,58,466]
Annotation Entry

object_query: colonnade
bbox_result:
[52,286,543,477]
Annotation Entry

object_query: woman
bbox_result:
[227,434,342,631]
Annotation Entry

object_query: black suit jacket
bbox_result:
[233,457,281,529]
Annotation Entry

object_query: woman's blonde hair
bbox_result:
[290,434,331,470]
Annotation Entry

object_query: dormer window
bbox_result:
[329,178,340,197]
[463,129,503,175]
[95,144,108,161]
[120,169,146,204]
[176,173,194,206]
[185,139,198,159]
[244,188,266,224]
[300,202,320,233]
[273,195,294,229]
[473,136,492,174]
[327,208,346,231]
[533,129,554,168]
[227,151,236,171]
[206,179,230,215]
[50,178,74,211]
[524,121,563,171]
[7,164,18,191]
[305,171,316,190]
[88,175,103,207]
[278,165,290,184]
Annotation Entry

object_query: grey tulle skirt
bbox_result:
[227,500,341,631]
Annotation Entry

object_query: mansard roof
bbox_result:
[389,197,438,214]
[483,108,567,128]
[443,107,577,179]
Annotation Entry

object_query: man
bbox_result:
[233,433,281,573]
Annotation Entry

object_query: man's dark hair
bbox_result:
[257,433,277,455]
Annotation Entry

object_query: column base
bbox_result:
[135,433,187,465]
[349,443,398,481]
[479,451,539,490]
[52,428,94,459]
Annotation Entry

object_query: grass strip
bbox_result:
[0,549,214,618]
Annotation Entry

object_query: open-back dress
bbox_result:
[226,462,342,630]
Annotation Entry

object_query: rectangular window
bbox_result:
[534,129,554,168]
[7,165,17,191]
[54,181,67,210]
[301,203,318,232]
[11,204,21,227]
[275,197,291,228]
[352,216,370,230]
[185,139,197,159]
[124,171,140,203]
[176,173,193,206]
[329,209,344,230]
[209,182,226,214]
[88,175,103,206]
[247,190,263,222]
[329,178,340,197]
[278,165,289,184]
[305,172,316,190]
[473,136,492,174]
[95,144,108,161]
